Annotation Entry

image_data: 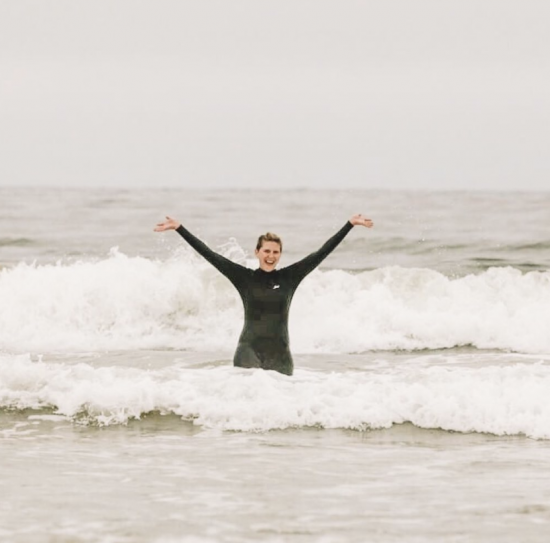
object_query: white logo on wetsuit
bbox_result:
[272,285,280,289]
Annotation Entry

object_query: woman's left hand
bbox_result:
[350,214,374,228]
[154,216,181,232]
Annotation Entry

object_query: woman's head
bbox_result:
[255,232,282,272]
[256,232,282,252]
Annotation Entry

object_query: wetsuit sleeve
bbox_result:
[283,221,354,284]
[175,225,247,287]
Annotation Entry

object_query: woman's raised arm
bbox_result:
[283,214,373,284]
[154,216,247,287]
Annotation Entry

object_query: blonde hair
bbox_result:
[256,232,282,251]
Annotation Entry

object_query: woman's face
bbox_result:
[255,241,281,272]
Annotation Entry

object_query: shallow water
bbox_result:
[3,412,550,543]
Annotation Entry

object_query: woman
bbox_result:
[154,214,373,375]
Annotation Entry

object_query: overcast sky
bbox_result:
[1,0,549,190]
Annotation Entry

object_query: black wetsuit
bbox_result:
[176,221,354,375]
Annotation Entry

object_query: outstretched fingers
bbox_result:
[154,216,180,232]
[350,214,374,228]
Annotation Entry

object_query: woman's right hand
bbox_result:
[154,216,181,232]
[349,214,374,228]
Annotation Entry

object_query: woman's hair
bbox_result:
[256,232,283,251]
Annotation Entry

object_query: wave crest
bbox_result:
[0,250,549,353]
[2,354,550,439]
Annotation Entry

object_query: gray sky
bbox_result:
[1,0,549,190]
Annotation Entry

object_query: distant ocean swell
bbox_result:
[2,354,550,439]
[1,248,549,353]
[0,237,35,247]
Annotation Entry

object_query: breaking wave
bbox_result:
[2,354,550,439]
[0,248,549,353]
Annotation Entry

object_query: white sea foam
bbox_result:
[0,249,549,353]
[2,354,550,439]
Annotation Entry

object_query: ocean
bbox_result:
[1,187,550,542]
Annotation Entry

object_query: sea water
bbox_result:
[1,188,550,542]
